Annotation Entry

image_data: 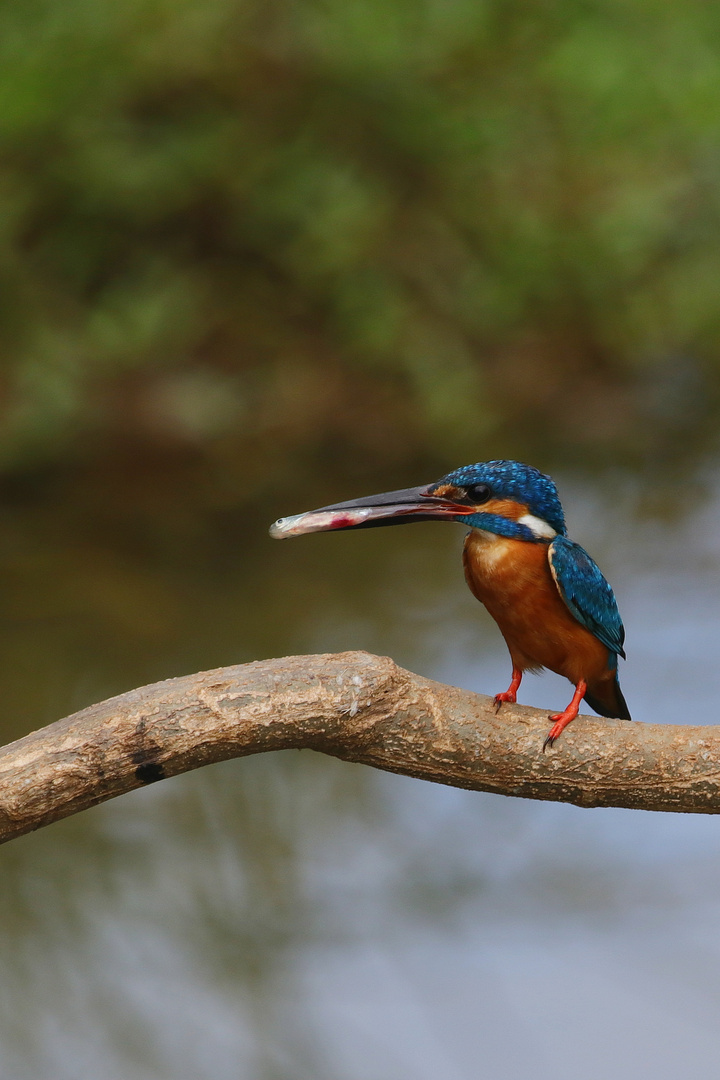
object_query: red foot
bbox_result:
[494,667,523,713]
[543,680,587,751]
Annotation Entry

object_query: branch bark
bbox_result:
[0,650,716,843]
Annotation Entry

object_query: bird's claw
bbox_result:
[542,730,557,753]
[493,691,516,714]
[542,710,575,752]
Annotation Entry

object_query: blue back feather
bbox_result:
[548,536,626,658]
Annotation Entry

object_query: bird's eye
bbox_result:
[465,483,491,504]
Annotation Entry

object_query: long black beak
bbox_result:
[269,484,468,539]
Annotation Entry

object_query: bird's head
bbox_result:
[270,460,566,542]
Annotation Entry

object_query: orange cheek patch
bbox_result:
[429,487,530,519]
[480,498,529,521]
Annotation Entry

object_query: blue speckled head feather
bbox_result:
[436,460,567,536]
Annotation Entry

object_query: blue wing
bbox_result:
[548,536,626,658]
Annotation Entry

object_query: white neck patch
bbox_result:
[518,513,557,540]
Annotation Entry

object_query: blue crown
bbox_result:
[439,460,567,536]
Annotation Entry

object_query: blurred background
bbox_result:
[1,0,720,1076]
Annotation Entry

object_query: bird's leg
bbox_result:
[543,680,587,751]
[494,667,523,712]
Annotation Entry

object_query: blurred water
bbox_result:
[0,467,719,1079]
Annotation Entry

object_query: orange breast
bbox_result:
[462,529,611,686]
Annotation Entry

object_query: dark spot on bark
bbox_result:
[135,761,165,784]
[131,748,166,785]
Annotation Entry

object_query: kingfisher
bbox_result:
[269,460,630,748]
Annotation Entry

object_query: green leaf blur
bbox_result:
[0,0,718,485]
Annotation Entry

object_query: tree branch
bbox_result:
[0,650,716,843]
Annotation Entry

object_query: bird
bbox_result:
[269,459,630,749]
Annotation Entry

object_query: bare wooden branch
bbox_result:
[0,650,716,843]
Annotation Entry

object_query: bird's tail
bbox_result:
[584,675,631,721]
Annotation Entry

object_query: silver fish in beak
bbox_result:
[269,484,470,538]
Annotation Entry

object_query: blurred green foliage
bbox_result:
[0,0,719,492]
